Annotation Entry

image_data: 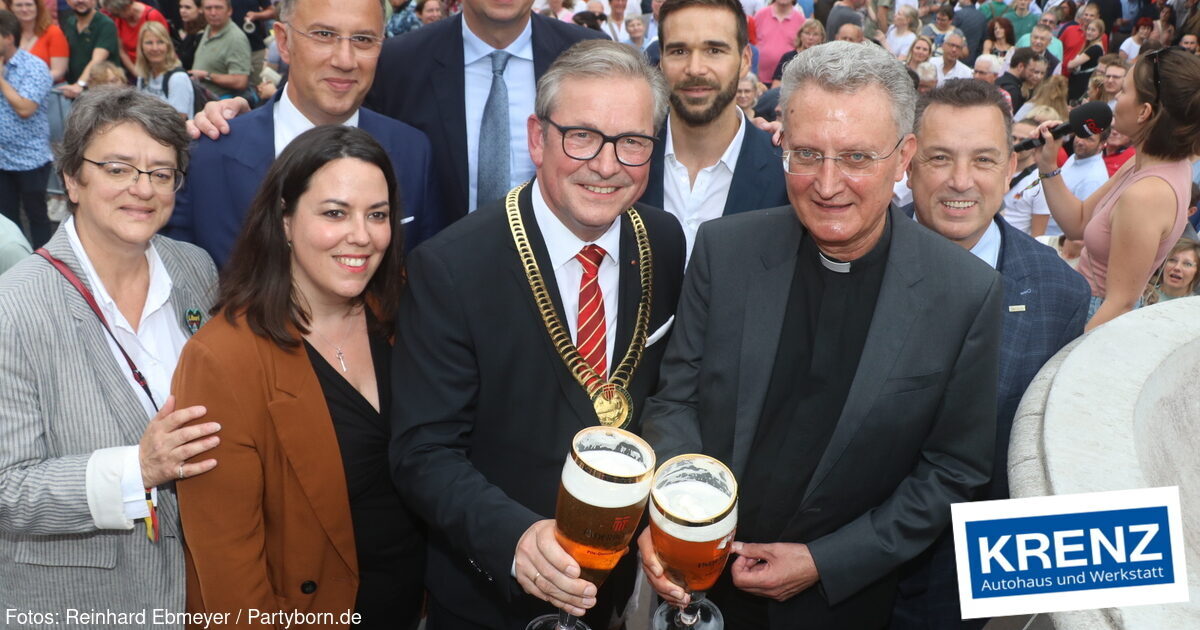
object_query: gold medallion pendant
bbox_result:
[505,182,653,430]
[592,383,633,428]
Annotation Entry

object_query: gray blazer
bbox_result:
[642,205,1003,623]
[0,225,216,626]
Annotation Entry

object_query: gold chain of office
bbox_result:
[505,182,653,430]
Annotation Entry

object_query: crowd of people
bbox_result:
[2,0,1200,626]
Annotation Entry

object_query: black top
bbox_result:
[739,217,892,545]
[304,328,424,630]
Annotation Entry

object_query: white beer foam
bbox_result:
[650,480,738,543]
[562,449,652,509]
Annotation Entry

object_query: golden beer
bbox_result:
[648,455,738,630]
[554,485,647,586]
[552,427,655,586]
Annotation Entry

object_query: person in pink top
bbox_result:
[1036,46,1200,331]
[754,0,804,83]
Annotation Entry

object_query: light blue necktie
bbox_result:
[477,50,512,208]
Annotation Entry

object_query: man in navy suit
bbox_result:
[892,79,1090,630]
[640,0,788,257]
[364,0,606,225]
[169,0,440,267]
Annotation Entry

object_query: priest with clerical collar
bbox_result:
[639,41,1004,630]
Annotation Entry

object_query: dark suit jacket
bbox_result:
[366,14,605,226]
[989,215,1089,499]
[639,118,789,219]
[953,5,989,63]
[173,314,362,626]
[164,95,440,268]
[890,214,1089,630]
[642,206,1003,629]
[390,183,685,628]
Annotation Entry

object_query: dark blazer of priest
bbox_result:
[390,182,686,628]
[641,205,1003,629]
[638,118,789,218]
[164,93,440,268]
[366,14,606,227]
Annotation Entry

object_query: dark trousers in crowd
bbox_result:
[0,162,54,249]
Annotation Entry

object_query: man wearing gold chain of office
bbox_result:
[389,40,686,630]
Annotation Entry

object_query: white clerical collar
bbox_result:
[664,107,746,172]
[273,87,361,158]
[532,178,622,271]
[968,217,1002,269]
[818,252,851,273]
[462,13,534,64]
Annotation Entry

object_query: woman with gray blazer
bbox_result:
[0,88,220,624]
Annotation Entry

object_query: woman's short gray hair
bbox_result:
[625,13,645,26]
[534,40,669,131]
[779,40,917,136]
[55,87,191,211]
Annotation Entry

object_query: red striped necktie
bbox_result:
[575,244,608,381]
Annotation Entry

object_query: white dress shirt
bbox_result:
[933,57,973,85]
[968,217,1002,269]
[1002,167,1050,234]
[532,178,622,369]
[66,217,188,529]
[662,110,746,260]
[273,85,361,158]
[604,17,628,42]
[464,16,537,212]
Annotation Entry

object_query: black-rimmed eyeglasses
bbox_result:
[542,117,659,167]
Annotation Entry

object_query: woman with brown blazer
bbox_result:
[173,125,424,629]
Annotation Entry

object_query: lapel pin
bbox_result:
[184,309,203,334]
[1009,305,1026,313]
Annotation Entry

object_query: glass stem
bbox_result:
[676,592,704,627]
[556,611,578,630]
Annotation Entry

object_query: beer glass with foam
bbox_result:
[526,426,656,630]
[648,454,738,629]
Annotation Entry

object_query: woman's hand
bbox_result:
[139,395,220,488]
[1033,120,1063,175]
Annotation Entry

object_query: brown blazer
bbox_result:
[173,312,358,628]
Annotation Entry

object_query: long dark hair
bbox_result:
[215,125,405,348]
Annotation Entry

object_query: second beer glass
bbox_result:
[648,454,738,630]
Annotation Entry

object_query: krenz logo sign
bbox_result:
[953,488,1188,619]
[969,507,1171,597]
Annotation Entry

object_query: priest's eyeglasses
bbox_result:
[543,117,659,167]
[782,137,905,177]
[82,159,186,192]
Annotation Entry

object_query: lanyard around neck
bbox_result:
[36,248,160,413]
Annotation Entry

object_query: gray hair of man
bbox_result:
[534,39,670,131]
[55,87,191,213]
[277,0,387,23]
[779,40,917,136]
[974,54,1001,75]
[915,61,938,82]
